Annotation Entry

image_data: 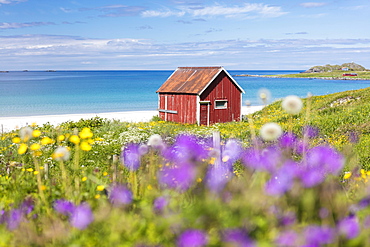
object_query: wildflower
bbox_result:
[153,196,168,213]
[79,128,93,139]
[222,139,243,164]
[69,135,80,145]
[20,197,35,215]
[147,134,164,150]
[260,123,283,141]
[338,216,360,239]
[19,126,33,142]
[304,225,335,246]
[18,143,28,154]
[80,141,92,151]
[41,136,53,145]
[282,95,303,114]
[303,125,319,139]
[12,137,21,144]
[205,163,232,193]
[275,230,298,247]
[81,176,87,182]
[26,168,33,172]
[108,184,133,206]
[222,228,256,247]
[265,161,298,196]
[159,162,197,191]
[96,185,105,191]
[242,146,282,173]
[52,146,71,161]
[162,134,208,164]
[348,131,359,143]
[58,135,65,141]
[5,209,23,231]
[70,203,94,230]
[54,199,76,216]
[258,88,271,104]
[32,130,41,138]
[30,143,40,151]
[343,172,352,179]
[299,146,344,187]
[121,143,142,171]
[177,229,208,247]
[278,132,298,149]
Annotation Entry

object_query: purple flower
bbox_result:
[20,197,35,215]
[279,132,298,149]
[70,203,94,230]
[363,215,370,229]
[122,143,142,171]
[109,184,133,206]
[222,139,243,164]
[348,131,359,143]
[304,225,335,245]
[6,209,23,231]
[299,146,344,187]
[177,229,208,247]
[275,230,298,247]
[205,163,232,193]
[357,195,370,209]
[278,212,296,226]
[54,199,76,216]
[158,163,196,191]
[338,216,360,239]
[265,161,298,196]
[222,228,256,247]
[242,146,282,173]
[303,125,319,139]
[153,196,168,213]
[162,135,208,164]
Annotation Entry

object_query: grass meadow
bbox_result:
[0,87,370,246]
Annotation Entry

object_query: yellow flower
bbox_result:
[103,172,108,176]
[96,185,105,191]
[41,137,53,145]
[69,135,80,145]
[40,185,47,191]
[34,171,39,175]
[18,143,28,154]
[81,176,87,182]
[79,128,93,139]
[40,166,44,170]
[26,168,34,172]
[58,135,65,141]
[12,137,21,144]
[80,141,92,151]
[32,130,41,138]
[343,172,352,179]
[95,194,101,199]
[30,143,41,151]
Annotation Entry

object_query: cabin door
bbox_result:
[199,102,210,126]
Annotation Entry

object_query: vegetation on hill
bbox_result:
[304,62,366,73]
[0,87,370,246]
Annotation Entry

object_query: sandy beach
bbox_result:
[0,106,264,133]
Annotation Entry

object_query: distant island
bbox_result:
[236,62,370,80]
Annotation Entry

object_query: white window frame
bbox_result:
[214,100,228,109]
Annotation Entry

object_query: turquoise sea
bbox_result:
[1,70,370,117]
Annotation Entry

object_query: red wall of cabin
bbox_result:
[200,71,241,125]
[158,93,197,124]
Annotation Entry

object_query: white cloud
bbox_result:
[142,3,287,19]
[0,0,26,4]
[0,35,369,70]
[0,22,55,29]
[300,2,327,8]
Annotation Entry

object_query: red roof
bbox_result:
[157,67,244,94]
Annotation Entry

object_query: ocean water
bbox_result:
[1,70,370,117]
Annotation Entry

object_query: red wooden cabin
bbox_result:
[156,67,244,126]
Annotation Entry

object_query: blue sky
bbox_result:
[0,0,369,70]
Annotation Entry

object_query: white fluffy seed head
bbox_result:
[260,123,283,141]
[282,95,303,114]
[258,88,271,104]
[147,134,164,149]
[53,146,71,161]
[19,126,33,142]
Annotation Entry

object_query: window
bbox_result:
[215,100,227,109]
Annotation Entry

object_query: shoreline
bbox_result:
[235,74,370,81]
[0,106,264,132]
